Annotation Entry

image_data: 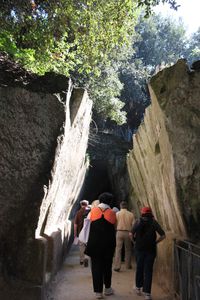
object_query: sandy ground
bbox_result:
[47,245,170,300]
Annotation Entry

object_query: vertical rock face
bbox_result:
[149,60,200,239]
[127,59,200,239]
[127,59,200,291]
[0,86,65,284]
[0,87,64,236]
[37,87,92,237]
[0,57,92,299]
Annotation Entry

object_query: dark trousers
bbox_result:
[135,249,156,294]
[91,256,113,293]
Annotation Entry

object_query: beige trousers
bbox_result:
[79,240,86,263]
[114,231,132,270]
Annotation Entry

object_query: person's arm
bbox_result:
[156,234,166,244]
[155,220,166,244]
[129,219,139,240]
[131,213,135,228]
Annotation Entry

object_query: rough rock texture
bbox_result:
[0,54,92,299]
[0,87,64,236]
[37,87,92,237]
[127,59,200,292]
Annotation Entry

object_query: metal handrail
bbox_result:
[175,239,200,250]
[174,239,200,300]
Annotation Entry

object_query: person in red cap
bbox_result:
[131,206,166,300]
[141,207,152,215]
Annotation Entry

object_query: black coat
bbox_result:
[132,216,165,253]
[85,215,116,258]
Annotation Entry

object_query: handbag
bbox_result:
[78,218,91,244]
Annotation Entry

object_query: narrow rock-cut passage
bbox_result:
[47,245,170,300]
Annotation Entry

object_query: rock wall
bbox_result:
[0,56,92,300]
[36,87,92,273]
[127,59,200,293]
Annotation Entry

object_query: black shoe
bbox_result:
[114,268,120,272]
[84,258,88,267]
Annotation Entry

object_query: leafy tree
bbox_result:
[0,0,179,124]
[117,13,190,132]
[0,0,139,75]
[185,28,200,64]
[119,58,150,131]
[134,14,187,68]
[0,0,180,76]
[87,67,126,125]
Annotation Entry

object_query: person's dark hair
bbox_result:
[98,192,113,205]
[120,201,128,209]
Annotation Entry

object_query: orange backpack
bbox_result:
[90,207,116,224]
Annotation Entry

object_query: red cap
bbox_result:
[141,207,152,215]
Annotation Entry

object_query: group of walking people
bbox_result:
[74,192,166,300]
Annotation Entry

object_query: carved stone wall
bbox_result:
[0,56,92,299]
[127,59,200,293]
[37,87,92,238]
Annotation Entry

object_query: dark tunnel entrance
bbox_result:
[80,159,114,204]
[72,131,132,215]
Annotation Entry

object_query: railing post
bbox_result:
[195,275,200,300]
[188,243,191,300]
[174,239,182,299]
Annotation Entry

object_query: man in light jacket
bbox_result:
[114,201,134,272]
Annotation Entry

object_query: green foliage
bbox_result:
[185,28,200,64]
[0,29,36,66]
[117,12,200,131]
[0,0,190,125]
[137,0,179,17]
[0,0,141,124]
[0,30,18,56]
[0,0,138,76]
[134,14,187,68]
[76,65,127,125]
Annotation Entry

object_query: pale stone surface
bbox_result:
[36,86,92,238]
[127,59,200,292]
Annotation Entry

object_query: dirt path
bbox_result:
[47,245,170,300]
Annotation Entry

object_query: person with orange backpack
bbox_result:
[85,192,116,299]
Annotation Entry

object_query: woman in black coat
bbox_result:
[85,192,116,299]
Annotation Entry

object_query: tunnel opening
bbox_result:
[80,159,116,206]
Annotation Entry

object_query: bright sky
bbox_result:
[154,0,200,35]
